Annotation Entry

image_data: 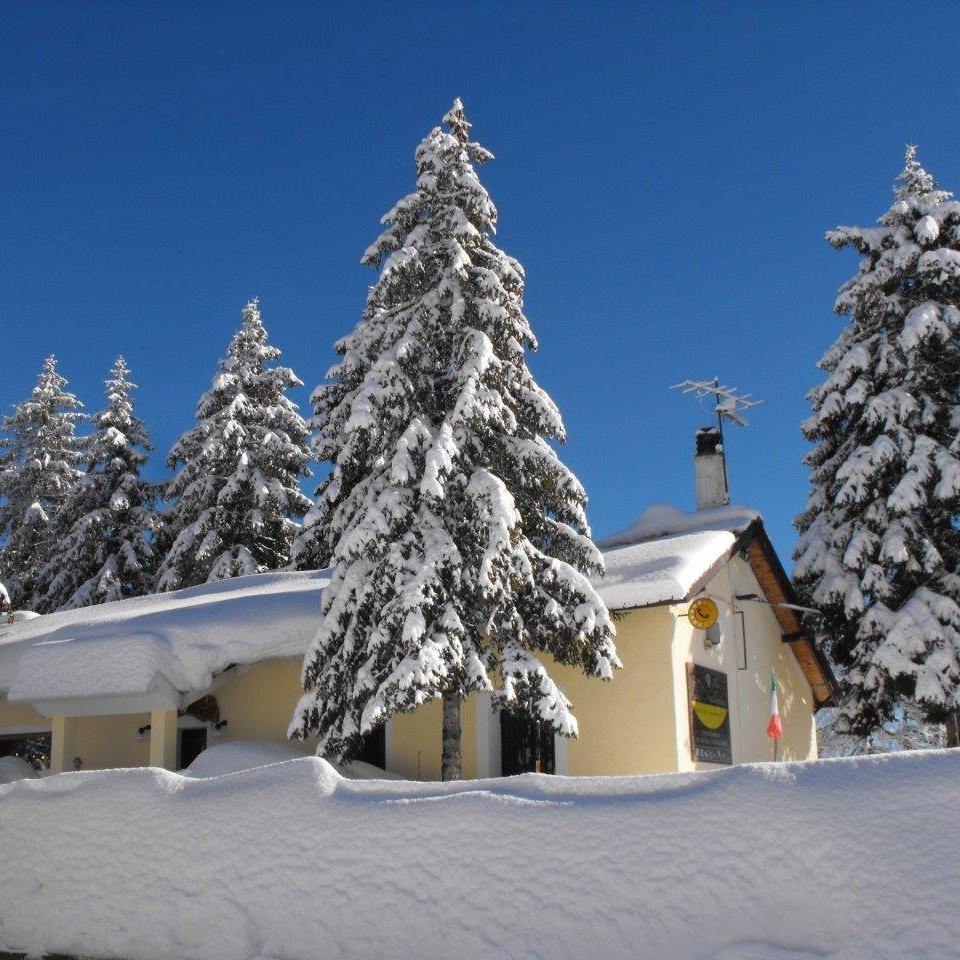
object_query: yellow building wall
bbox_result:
[546,605,681,776]
[72,714,152,769]
[213,659,316,755]
[0,697,50,731]
[382,606,681,779]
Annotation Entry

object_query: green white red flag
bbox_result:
[766,671,783,740]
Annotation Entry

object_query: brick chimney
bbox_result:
[695,427,729,510]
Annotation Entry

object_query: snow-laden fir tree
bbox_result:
[795,146,960,741]
[817,698,944,757]
[38,357,161,610]
[289,100,619,779]
[0,356,85,610]
[156,299,311,591]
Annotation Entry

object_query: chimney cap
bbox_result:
[695,426,723,456]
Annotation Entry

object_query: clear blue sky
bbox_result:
[2,1,958,560]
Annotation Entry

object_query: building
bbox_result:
[0,435,834,779]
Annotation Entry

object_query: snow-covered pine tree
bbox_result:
[0,356,85,610]
[156,299,311,591]
[795,146,960,741]
[289,100,619,779]
[38,357,160,610]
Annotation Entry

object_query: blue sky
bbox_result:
[2,1,959,560]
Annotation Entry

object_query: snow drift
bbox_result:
[1,749,958,960]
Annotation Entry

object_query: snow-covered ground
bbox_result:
[1,749,957,960]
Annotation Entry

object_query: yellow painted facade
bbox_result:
[0,553,817,777]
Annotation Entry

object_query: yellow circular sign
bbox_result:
[687,596,719,630]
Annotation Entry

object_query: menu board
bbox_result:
[686,663,732,765]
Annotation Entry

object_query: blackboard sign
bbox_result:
[686,663,732,765]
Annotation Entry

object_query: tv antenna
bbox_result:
[671,378,763,501]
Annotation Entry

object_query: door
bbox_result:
[500,712,555,776]
[178,727,208,770]
[357,726,386,770]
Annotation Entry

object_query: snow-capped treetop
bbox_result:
[38,357,161,611]
[795,146,960,733]
[157,300,312,591]
[0,356,85,609]
[291,100,618,765]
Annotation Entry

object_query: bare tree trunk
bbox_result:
[945,709,960,748]
[441,690,462,781]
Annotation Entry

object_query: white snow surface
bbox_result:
[0,570,328,700]
[599,502,760,548]
[1,749,957,960]
[0,755,37,784]
[593,503,760,609]
[184,741,306,778]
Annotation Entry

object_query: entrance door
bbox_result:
[357,726,386,770]
[178,727,208,770]
[500,712,555,776]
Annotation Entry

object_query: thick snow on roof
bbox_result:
[596,529,737,609]
[593,503,760,610]
[0,570,327,701]
[1,750,957,960]
[0,504,761,701]
[599,502,760,549]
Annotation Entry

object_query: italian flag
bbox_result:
[766,672,783,740]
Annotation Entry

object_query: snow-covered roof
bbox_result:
[593,503,760,610]
[598,503,760,549]
[0,570,328,703]
[0,503,765,704]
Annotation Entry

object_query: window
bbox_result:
[0,732,51,771]
[500,712,555,776]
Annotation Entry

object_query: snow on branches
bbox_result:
[157,300,311,591]
[290,100,618,764]
[795,146,960,734]
[0,356,85,611]
[39,357,160,610]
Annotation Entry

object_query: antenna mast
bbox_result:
[671,377,763,501]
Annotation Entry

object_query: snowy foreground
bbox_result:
[1,750,958,960]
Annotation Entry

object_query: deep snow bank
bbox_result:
[1,750,957,960]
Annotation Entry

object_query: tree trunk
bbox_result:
[945,709,960,748]
[441,690,462,781]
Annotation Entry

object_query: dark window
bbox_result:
[178,727,208,770]
[357,726,386,770]
[500,712,555,776]
[0,732,51,771]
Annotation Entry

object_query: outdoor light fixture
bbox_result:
[209,719,229,739]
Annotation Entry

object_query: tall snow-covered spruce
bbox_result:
[39,357,160,610]
[156,300,311,591]
[290,100,619,779]
[0,356,84,611]
[795,147,960,741]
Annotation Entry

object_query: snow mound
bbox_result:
[1,750,957,960]
[185,741,306,777]
[0,755,38,784]
[599,502,760,549]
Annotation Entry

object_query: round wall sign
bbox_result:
[687,596,719,630]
